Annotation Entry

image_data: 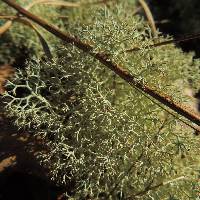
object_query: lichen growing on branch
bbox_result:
[1,0,200,199]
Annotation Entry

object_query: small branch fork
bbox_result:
[2,0,200,130]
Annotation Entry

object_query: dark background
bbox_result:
[148,0,200,109]
[148,0,200,57]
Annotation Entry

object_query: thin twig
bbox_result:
[155,19,170,25]
[0,0,104,36]
[0,15,17,20]
[108,151,144,198]
[25,0,80,10]
[25,0,115,10]
[133,6,142,15]
[0,0,47,36]
[126,176,186,199]
[138,0,157,37]
[2,0,200,129]
[126,32,200,52]
[0,20,12,35]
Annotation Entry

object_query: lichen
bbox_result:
[1,1,200,199]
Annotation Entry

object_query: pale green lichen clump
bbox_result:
[2,1,200,199]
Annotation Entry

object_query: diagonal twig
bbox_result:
[126,176,186,199]
[108,151,144,198]
[138,0,157,37]
[2,0,200,129]
[25,0,115,10]
[0,20,12,36]
[0,15,17,20]
[25,0,80,10]
[126,32,200,52]
[0,0,51,36]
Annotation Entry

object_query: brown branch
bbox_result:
[2,0,200,129]
[134,86,200,131]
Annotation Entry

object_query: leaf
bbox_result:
[15,18,53,60]
[35,29,53,60]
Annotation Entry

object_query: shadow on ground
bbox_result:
[0,104,65,200]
